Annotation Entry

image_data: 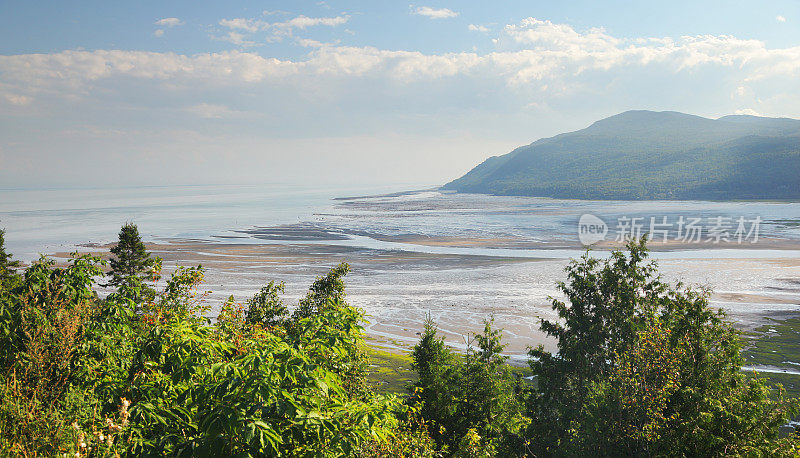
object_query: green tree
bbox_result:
[107,223,158,300]
[525,239,800,456]
[526,239,665,452]
[411,317,527,455]
[458,319,526,455]
[0,254,104,456]
[0,229,21,289]
[245,280,288,327]
[0,258,408,456]
[285,263,373,399]
[580,316,686,455]
[292,262,349,319]
[410,315,457,446]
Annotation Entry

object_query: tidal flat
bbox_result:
[20,186,800,365]
[55,235,800,368]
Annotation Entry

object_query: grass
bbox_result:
[364,338,534,396]
[365,345,417,395]
[742,317,800,369]
[742,317,800,399]
[363,315,800,398]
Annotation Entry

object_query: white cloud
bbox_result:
[216,31,258,47]
[3,94,31,105]
[5,17,800,188]
[185,103,237,118]
[155,17,183,27]
[735,108,762,116]
[492,18,800,84]
[502,18,620,52]
[219,18,261,33]
[468,24,489,33]
[3,16,800,134]
[4,19,800,98]
[218,15,350,44]
[153,29,165,38]
[413,7,458,19]
[777,15,787,23]
[285,15,349,28]
[297,38,327,48]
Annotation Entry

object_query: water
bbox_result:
[0,183,406,262]
[2,184,800,357]
[4,185,800,262]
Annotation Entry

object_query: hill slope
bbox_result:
[443,111,800,200]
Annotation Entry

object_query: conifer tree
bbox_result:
[0,229,21,289]
[107,223,156,299]
[410,316,456,446]
[410,316,525,453]
[525,239,800,456]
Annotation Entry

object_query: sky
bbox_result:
[1,0,800,189]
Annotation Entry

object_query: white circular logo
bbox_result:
[578,214,608,246]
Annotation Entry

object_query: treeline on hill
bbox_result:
[1,224,800,456]
[442,111,800,200]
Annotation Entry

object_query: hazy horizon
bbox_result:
[2,1,800,188]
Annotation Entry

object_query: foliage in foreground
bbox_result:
[409,317,527,455]
[524,238,800,456]
[0,227,433,456]
[410,239,800,457]
[1,228,800,456]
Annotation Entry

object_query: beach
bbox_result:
[55,234,800,362]
[5,185,799,362]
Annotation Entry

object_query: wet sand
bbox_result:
[52,233,800,362]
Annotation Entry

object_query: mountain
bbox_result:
[443,110,800,200]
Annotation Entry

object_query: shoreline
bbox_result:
[47,235,800,361]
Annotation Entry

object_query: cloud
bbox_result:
[776,15,787,23]
[4,19,800,96]
[153,17,182,38]
[3,16,800,129]
[413,7,458,19]
[4,17,800,188]
[185,103,238,118]
[219,18,261,33]
[468,24,489,33]
[155,17,183,27]
[502,18,620,52]
[735,108,761,116]
[218,15,350,44]
[297,38,327,48]
[216,31,258,47]
[3,94,31,105]
[492,18,800,84]
[285,15,349,28]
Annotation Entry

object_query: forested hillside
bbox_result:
[444,111,800,200]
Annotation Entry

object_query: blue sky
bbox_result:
[1,1,800,188]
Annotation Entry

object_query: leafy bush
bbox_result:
[2,229,799,457]
[0,247,424,456]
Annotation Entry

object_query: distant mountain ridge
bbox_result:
[443,110,800,200]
